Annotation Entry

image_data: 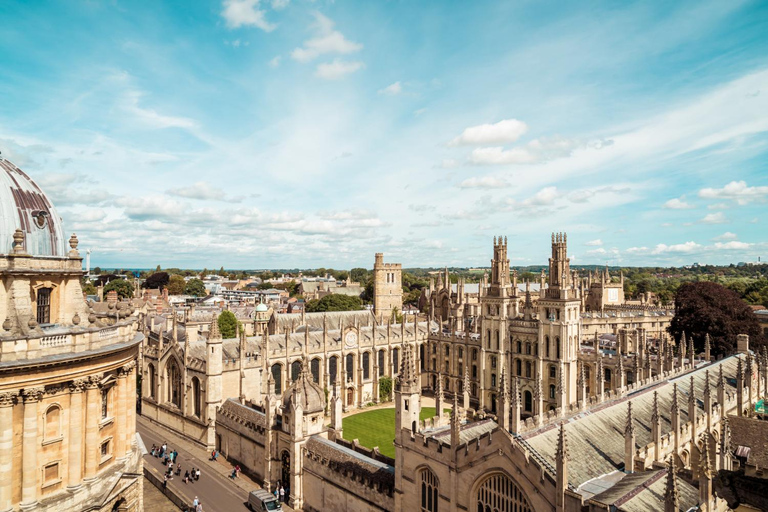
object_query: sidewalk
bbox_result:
[138,415,294,512]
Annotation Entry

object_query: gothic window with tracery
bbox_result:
[420,467,439,512]
[166,359,182,408]
[476,473,532,512]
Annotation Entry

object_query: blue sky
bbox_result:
[1,0,767,269]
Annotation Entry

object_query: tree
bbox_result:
[81,279,97,296]
[305,294,362,312]
[217,310,240,339]
[143,272,170,290]
[669,281,765,358]
[350,268,369,284]
[103,279,134,300]
[92,266,102,275]
[167,275,186,295]
[379,376,393,402]
[184,278,206,297]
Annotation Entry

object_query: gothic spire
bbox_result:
[664,458,680,512]
[652,391,660,424]
[209,314,221,340]
[671,383,679,414]
[625,400,635,437]
[556,421,569,461]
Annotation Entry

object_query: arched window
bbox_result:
[471,383,477,396]
[420,345,425,370]
[495,331,500,350]
[291,360,301,382]
[524,391,532,412]
[525,361,531,378]
[491,374,497,388]
[393,348,399,374]
[556,337,561,359]
[491,356,497,369]
[346,353,354,382]
[545,335,550,358]
[516,359,522,376]
[605,368,612,384]
[311,358,321,384]
[476,473,532,512]
[549,365,557,379]
[192,377,202,417]
[44,405,61,441]
[363,352,370,380]
[148,363,156,399]
[472,365,477,378]
[491,394,497,414]
[329,356,338,384]
[271,364,283,394]
[516,341,522,353]
[526,343,531,355]
[472,349,478,361]
[486,330,491,349]
[549,384,556,399]
[378,350,385,377]
[166,359,182,408]
[420,468,439,512]
[458,347,463,358]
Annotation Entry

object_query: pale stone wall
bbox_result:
[372,253,402,322]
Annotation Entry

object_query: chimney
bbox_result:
[107,290,118,307]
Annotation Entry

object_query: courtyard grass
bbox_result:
[341,406,443,459]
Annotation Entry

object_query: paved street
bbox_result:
[138,416,294,512]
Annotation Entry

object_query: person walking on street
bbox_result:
[196,468,201,481]
[184,470,190,484]
[162,474,167,489]
[193,496,198,509]
[279,486,284,503]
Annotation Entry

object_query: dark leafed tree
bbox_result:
[142,272,170,290]
[184,278,206,297]
[669,281,765,358]
[103,279,134,300]
[305,294,362,312]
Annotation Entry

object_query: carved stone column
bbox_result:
[83,377,101,480]
[67,380,86,489]
[115,369,127,459]
[0,392,18,512]
[124,362,137,455]
[20,387,44,508]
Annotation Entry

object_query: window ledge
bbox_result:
[42,436,63,446]
[99,454,113,465]
[99,417,114,429]
[41,478,62,490]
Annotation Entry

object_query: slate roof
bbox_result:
[276,310,377,332]
[524,356,741,488]
[429,418,497,445]
[729,415,768,469]
[588,469,699,512]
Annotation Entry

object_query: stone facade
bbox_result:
[373,253,402,323]
[0,157,143,512]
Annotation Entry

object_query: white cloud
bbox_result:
[585,239,603,246]
[125,91,198,130]
[713,232,738,241]
[315,59,364,80]
[167,182,231,201]
[586,247,607,255]
[269,56,281,67]
[449,119,528,146]
[700,212,728,224]
[714,241,752,250]
[651,241,702,254]
[524,186,559,206]
[626,246,649,254]
[291,13,362,63]
[378,82,402,95]
[467,136,580,166]
[458,176,509,189]
[699,180,768,205]
[271,0,289,9]
[221,0,276,32]
[662,197,694,209]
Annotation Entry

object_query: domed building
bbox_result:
[0,157,143,511]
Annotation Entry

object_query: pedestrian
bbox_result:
[230,468,237,479]
[196,468,201,481]
[189,467,195,483]
[279,486,284,503]
[193,496,198,508]
[184,470,190,484]
[162,474,167,489]
[173,449,179,462]
[176,463,181,476]
[196,503,203,512]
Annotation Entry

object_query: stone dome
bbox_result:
[282,361,325,414]
[255,303,268,313]
[0,157,67,257]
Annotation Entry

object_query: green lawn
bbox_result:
[341,406,444,458]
